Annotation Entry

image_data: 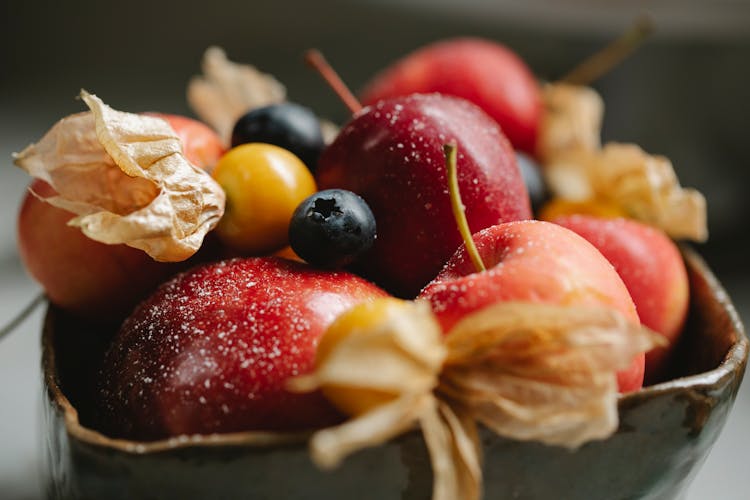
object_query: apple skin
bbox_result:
[97,257,389,440]
[316,93,531,298]
[360,38,542,154]
[552,215,689,382]
[16,180,186,321]
[419,220,645,393]
[145,113,225,170]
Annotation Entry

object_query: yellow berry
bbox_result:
[538,198,628,221]
[272,245,305,263]
[317,298,410,416]
[212,143,316,254]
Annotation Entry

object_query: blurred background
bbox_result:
[1,0,748,498]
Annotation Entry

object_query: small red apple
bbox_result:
[419,220,645,392]
[317,93,531,298]
[552,215,689,382]
[360,38,542,154]
[97,257,389,440]
[145,113,225,170]
[17,180,183,321]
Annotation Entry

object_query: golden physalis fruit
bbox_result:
[316,298,414,416]
[212,143,316,255]
[538,198,628,221]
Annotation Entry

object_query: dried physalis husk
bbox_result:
[13,91,225,262]
[291,300,661,500]
[319,118,341,146]
[538,83,604,163]
[594,143,708,241]
[288,300,446,467]
[539,83,708,241]
[289,301,477,500]
[440,302,662,448]
[187,46,286,143]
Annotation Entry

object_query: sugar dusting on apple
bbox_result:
[317,93,531,297]
[98,257,388,439]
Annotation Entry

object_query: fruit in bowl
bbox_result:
[316,93,531,297]
[360,38,542,154]
[40,247,747,500]
[419,219,645,392]
[17,181,186,321]
[98,257,387,439]
[7,39,745,500]
[552,215,690,382]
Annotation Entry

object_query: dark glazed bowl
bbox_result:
[42,249,747,500]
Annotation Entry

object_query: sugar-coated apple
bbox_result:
[360,38,542,154]
[97,257,389,440]
[419,220,645,392]
[552,215,689,382]
[316,93,531,298]
[17,180,184,321]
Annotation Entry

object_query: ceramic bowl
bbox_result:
[42,248,747,500]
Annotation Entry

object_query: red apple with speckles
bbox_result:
[316,93,531,298]
[360,38,542,154]
[419,220,645,392]
[97,257,389,440]
[145,113,225,170]
[552,215,689,383]
[17,180,184,321]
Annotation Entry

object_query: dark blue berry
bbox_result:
[516,152,548,213]
[231,103,325,171]
[289,189,376,268]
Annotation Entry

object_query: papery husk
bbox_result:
[539,83,707,242]
[440,302,662,448]
[187,46,286,143]
[595,143,708,241]
[292,300,662,500]
[538,83,603,163]
[13,91,225,262]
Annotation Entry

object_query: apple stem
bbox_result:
[560,14,654,86]
[443,143,486,274]
[304,49,363,114]
[0,292,46,342]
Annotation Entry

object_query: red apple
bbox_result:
[17,180,183,321]
[552,215,689,382]
[360,38,542,154]
[145,113,225,170]
[419,220,645,392]
[316,93,531,298]
[97,257,389,440]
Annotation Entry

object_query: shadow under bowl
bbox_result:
[42,248,747,500]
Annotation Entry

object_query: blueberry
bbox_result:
[289,189,376,268]
[516,151,548,213]
[231,103,325,171]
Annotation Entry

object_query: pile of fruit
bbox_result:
[13,36,706,498]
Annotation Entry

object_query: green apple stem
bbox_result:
[560,14,654,86]
[443,143,486,273]
[0,292,46,342]
[304,49,363,114]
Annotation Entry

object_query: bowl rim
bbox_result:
[42,247,748,455]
